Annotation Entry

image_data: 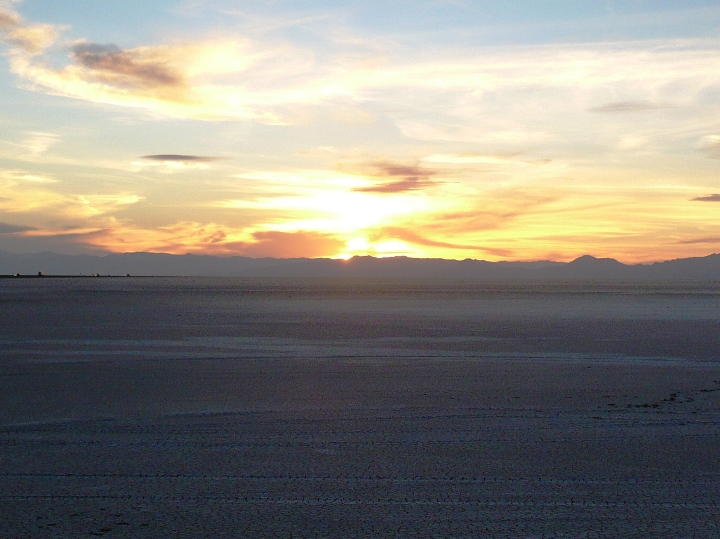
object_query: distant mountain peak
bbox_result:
[568,255,626,267]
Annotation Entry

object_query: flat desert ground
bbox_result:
[1,278,720,538]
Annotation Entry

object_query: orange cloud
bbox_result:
[75,221,345,258]
[227,230,346,258]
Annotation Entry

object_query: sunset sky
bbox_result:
[1,1,720,262]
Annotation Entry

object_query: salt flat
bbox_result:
[1,278,719,538]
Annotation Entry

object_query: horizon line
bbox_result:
[2,250,720,266]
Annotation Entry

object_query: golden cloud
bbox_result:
[371,226,514,257]
[0,169,142,218]
[74,221,345,257]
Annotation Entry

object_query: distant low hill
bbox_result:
[0,251,719,281]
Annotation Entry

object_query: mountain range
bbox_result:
[1,251,719,281]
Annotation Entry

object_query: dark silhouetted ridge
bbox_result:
[0,250,718,280]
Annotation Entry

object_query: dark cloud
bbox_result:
[72,43,184,89]
[352,162,438,193]
[140,154,226,162]
[678,236,720,244]
[0,222,35,234]
[691,194,720,202]
[588,101,673,113]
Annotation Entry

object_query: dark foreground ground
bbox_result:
[1,278,720,538]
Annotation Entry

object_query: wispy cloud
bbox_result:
[0,131,60,161]
[588,101,675,113]
[0,168,141,219]
[372,226,514,257]
[19,131,58,155]
[4,1,720,134]
[349,162,438,193]
[699,136,720,159]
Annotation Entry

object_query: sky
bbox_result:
[1,1,720,262]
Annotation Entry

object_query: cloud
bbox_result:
[0,221,34,234]
[0,169,142,218]
[372,226,513,257]
[140,154,225,162]
[677,236,720,244]
[0,6,58,54]
[699,136,720,159]
[0,8,19,28]
[230,230,345,258]
[5,3,720,131]
[19,131,58,155]
[77,221,345,257]
[15,173,58,183]
[351,162,438,193]
[691,194,720,202]
[71,42,186,90]
[354,179,433,193]
[588,101,674,113]
[0,170,59,184]
[6,37,292,121]
[132,154,227,172]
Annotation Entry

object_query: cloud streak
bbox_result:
[691,194,720,202]
[140,154,226,162]
[351,162,439,193]
[678,236,720,244]
[588,101,675,113]
[373,227,514,257]
[0,169,142,220]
